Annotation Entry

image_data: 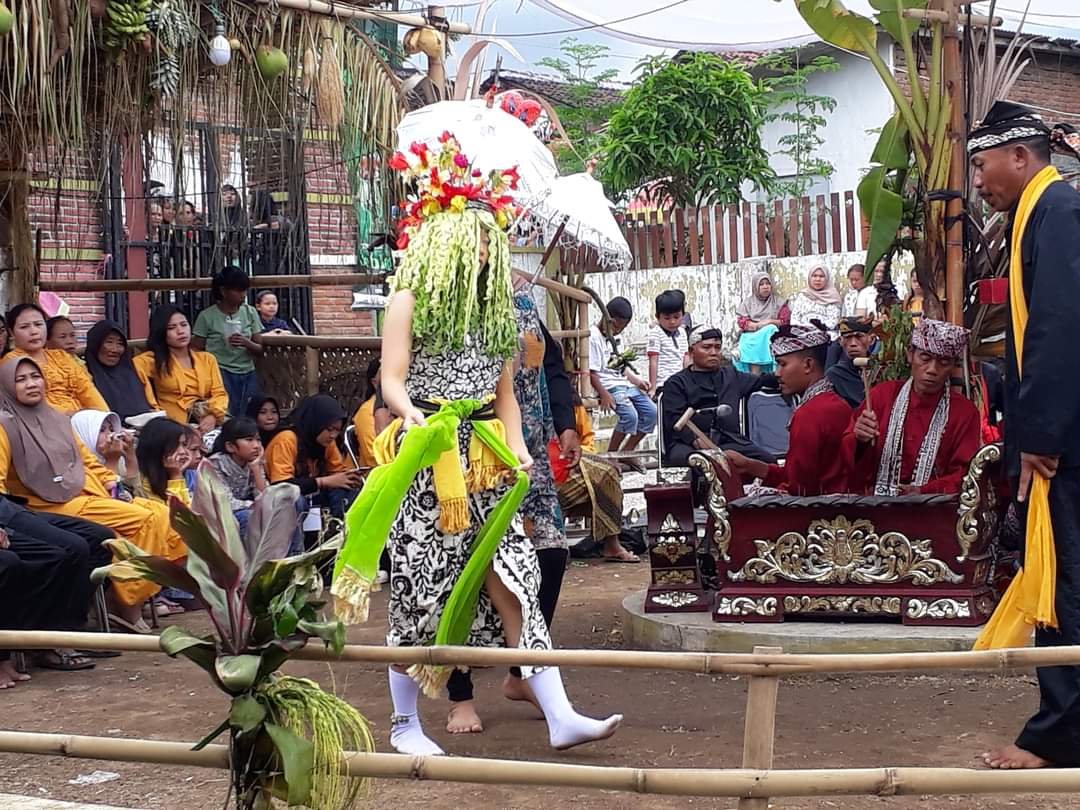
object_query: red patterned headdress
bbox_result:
[389,132,522,250]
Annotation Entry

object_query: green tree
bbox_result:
[757,50,839,199]
[536,37,620,175]
[599,53,774,207]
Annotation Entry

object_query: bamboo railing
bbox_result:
[0,631,1078,804]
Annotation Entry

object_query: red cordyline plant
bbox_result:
[94,461,372,809]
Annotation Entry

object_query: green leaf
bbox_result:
[215,654,262,694]
[297,619,346,655]
[858,166,904,271]
[229,695,267,735]
[192,718,230,751]
[274,600,301,638]
[245,540,340,618]
[159,626,218,678]
[265,723,314,806]
[869,0,928,45]
[870,112,911,170]
[242,482,302,587]
[795,0,877,54]
[190,460,248,572]
[171,501,242,591]
[255,638,306,683]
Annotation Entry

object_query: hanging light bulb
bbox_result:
[208,23,231,67]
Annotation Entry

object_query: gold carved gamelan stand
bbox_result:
[644,446,1008,627]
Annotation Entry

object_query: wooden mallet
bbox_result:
[674,407,722,452]
[853,356,876,404]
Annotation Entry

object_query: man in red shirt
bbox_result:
[844,318,980,495]
[727,321,852,495]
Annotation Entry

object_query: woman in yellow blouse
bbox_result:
[7,304,108,415]
[133,305,229,430]
[350,359,381,468]
[0,357,185,633]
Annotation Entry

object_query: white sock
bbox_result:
[388,667,444,756]
[528,666,622,750]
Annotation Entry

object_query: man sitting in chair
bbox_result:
[725,322,852,495]
[843,318,980,495]
[661,324,776,466]
[827,317,877,407]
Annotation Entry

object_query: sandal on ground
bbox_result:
[106,613,153,635]
[33,650,96,671]
[148,597,185,617]
[75,649,122,659]
[602,550,641,564]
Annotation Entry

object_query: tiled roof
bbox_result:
[478,69,626,109]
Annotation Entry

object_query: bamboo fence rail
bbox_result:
[1,731,1078,799]
[38,274,385,293]
[0,631,1076,676]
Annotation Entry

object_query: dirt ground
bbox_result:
[0,561,1072,810]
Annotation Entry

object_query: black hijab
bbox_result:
[290,395,346,469]
[84,320,154,420]
[245,394,284,447]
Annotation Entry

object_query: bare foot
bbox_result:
[0,660,29,684]
[982,744,1050,769]
[446,700,483,734]
[503,673,542,715]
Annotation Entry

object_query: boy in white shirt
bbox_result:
[647,289,689,396]
[589,296,657,453]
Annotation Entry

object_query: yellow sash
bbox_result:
[974,165,1062,650]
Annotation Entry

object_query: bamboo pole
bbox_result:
[513,269,592,303]
[38,273,386,293]
[738,646,781,810]
[258,334,383,350]
[577,298,591,399]
[940,0,967,326]
[255,0,472,33]
[305,346,320,396]
[0,631,1076,676]
[548,329,590,340]
[903,8,1000,26]
[2,731,1080,798]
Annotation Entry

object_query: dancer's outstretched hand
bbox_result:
[402,407,427,429]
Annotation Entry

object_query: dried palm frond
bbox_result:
[315,19,343,130]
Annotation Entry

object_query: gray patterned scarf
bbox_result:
[874,378,950,496]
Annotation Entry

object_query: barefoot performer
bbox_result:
[969,102,1080,769]
[331,135,621,757]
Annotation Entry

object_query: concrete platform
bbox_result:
[0,797,139,810]
[621,590,982,654]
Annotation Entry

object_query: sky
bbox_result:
[390,0,1080,83]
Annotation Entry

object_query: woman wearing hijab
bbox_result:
[789,266,843,339]
[735,270,789,373]
[264,394,362,517]
[84,321,159,422]
[71,409,140,494]
[0,357,184,634]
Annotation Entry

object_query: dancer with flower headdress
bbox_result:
[332,134,621,757]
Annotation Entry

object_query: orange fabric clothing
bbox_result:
[352,397,378,468]
[574,405,596,453]
[9,348,108,415]
[265,428,349,484]
[0,428,184,606]
[132,350,228,423]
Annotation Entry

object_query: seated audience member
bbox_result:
[255,290,292,334]
[789,266,843,338]
[265,394,361,518]
[854,261,886,318]
[549,394,636,563]
[734,271,789,373]
[0,358,183,634]
[588,296,656,453]
[842,263,866,318]
[71,410,140,497]
[0,319,8,356]
[135,418,195,508]
[46,316,80,360]
[726,323,852,495]
[903,269,925,325]
[352,359,381,468]
[209,417,268,539]
[187,400,222,453]
[662,324,777,466]
[193,267,263,417]
[844,319,980,495]
[7,304,108,415]
[827,318,877,407]
[647,289,689,396]
[134,305,228,427]
[84,320,159,422]
[247,394,284,447]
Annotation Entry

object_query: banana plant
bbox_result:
[94,462,371,810]
[796,0,953,309]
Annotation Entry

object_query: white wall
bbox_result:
[751,43,895,199]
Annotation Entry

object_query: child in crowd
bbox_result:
[209,417,268,540]
[46,317,80,359]
[254,290,292,334]
[588,296,656,453]
[188,400,222,453]
[246,394,283,447]
[646,289,689,397]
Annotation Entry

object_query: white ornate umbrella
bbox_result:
[395,99,557,205]
[530,168,633,272]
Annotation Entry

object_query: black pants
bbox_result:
[667,436,776,467]
[1,500,113,632]
[0,531,81,659]
[1016,466,1080,765]
[447,547,568,703]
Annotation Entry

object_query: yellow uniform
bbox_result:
[351,397,378,468]
[132,350,229,423]
[0,429,185,606]
[9,348,108,415]
[266,429,349,485]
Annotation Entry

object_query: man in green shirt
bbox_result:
[192,267,264,415]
